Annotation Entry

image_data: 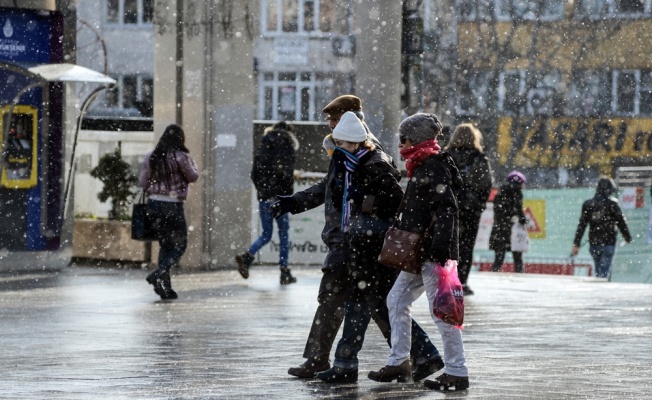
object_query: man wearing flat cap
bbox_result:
[271,95,444,382]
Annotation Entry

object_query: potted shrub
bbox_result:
[73,147,150,262]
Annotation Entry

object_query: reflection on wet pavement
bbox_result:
[0,266,650,399]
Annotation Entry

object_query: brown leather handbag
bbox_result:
[377,196,436,274]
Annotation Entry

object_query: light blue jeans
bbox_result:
[248,200,290,267]
[589,245,616,278]
[386,261,468,377]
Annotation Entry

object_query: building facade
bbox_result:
[419,0,652,186]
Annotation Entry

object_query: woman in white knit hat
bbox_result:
[316,112,442,383]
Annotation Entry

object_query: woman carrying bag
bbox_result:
[368,113,470,392]
[489,171,527,273]
[138,124,199,300]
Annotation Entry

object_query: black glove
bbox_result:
[269,195,296,219]
[519,216,527,225]
[346,185,365,204]
[432,249,449,266]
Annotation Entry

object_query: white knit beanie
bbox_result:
[332,111,367,143]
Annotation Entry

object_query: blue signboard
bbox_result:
[0,9,51,63]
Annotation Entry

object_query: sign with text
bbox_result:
[497,117,652,169]
[273,37,309,65]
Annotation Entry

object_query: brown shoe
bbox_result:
[367,360,412,383]
[287,359,330,378]
[424,373,469,391]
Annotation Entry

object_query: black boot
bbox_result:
[412,356,445,381]
[235,253,254,279]
[280,267,297,284]
[315,366,358,383]
[146,270,177,300]
[368,360,412,383]
[146,270,165,297]
[288,359,330,378]
[159,271,178,300]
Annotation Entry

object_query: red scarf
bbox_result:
[400,139,441,178]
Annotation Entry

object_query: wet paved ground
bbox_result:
[1,264,651,399]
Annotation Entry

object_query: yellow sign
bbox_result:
[0,105,39,189]
[497,117,652,173]
[523,199,546,239]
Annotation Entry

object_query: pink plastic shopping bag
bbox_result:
[433,260,465,329]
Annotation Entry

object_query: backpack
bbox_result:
[450,151,492,212]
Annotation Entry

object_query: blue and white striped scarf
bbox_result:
[333,147,370,232]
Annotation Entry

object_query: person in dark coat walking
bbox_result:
[445,123,493,295]
[236,121,299,284]
[490,171,527,273]
[368,113,469,392]
[271,96,443,382]
[571,176,632,278]
[315,112,440,383]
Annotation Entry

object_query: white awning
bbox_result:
[27,63,116,85]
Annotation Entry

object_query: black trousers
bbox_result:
[492,250,524,272]
[302,249,440,365]
[458,209,483,285]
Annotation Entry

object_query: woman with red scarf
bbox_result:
[368,113,470,392]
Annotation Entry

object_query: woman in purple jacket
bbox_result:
[139,124,199,300]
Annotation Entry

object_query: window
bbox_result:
[106,0,154,25]
[258,71,335,121]
[577,0,651,18]
[498,70,561,115]
[101,74,154,116]
[567,70,612,115]
[490,0,564,20]
[612,70,652,115]
[457,71,493,115]
[614,71,637,114]
[500,71,525,114]
[261,0,339,35]
[457,0,493,20]
[616,0,647,14]
[640,71,652,115]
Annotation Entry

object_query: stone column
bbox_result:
[353,0,403,158]
[154,0,255,268]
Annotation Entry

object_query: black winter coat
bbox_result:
[250,129,297,201]
[489,182,526,251]
[332,150,403,256]
[398,153,462,262]
[447,148,493,215]
[573,194,632,247]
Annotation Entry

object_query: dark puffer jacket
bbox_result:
[398,153,462,262]
[250,128,297,201]
[573,184,632,247]
[489,181,526,251]
[447,148,493,215]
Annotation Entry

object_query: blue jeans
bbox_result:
[589,245,615,278]
[248,200,290,267]
[149,200,187,273]
[333,252,440,370]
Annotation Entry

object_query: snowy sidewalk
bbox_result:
[1,265,651,399]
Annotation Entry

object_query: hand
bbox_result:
[519,216,527,225]
[346,185,365,204]
[269,195,296,219]
[570,246,579,257]
[432,249,448,266]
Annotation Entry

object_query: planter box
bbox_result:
[73,219,151,262]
